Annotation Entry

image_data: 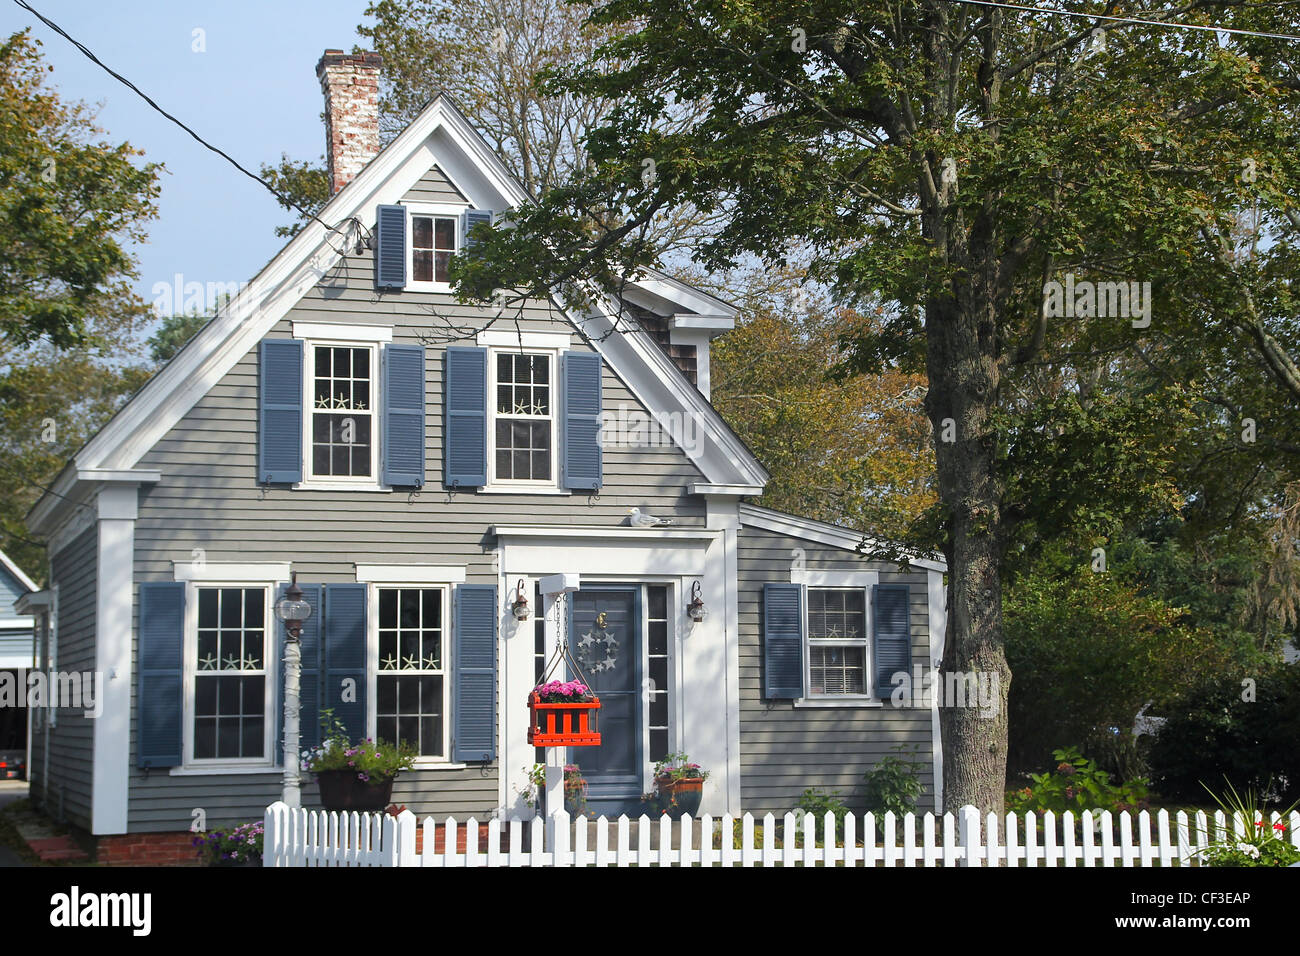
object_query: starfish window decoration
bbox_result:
[380,653,399,671]
[222,654,241,670]
[198,653,218,671]
[402,653,421,670]
[825,624,840,638]
[242,655,261,670]
[423,654,439,669]
[513,399,530,415]
[531,401,547,415]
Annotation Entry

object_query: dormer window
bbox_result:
[412,215,456,284]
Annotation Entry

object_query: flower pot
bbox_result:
[315,769,396,812]
[655,775,704,818]
[527,693,601,747]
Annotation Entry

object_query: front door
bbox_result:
[568,587,640,807]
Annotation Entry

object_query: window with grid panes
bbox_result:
[646,586,670,760]
[493,352,552,482]
[376,587,446,757]
[412,215,456,283]
[194,587,268,759]
[310,344,373,478]
[806,588,868,695]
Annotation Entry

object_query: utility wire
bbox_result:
[948,0,1300,43]
[12,0,365,243]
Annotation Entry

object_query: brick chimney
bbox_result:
[316,49,382,195]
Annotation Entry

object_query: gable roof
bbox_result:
[29,95,766,534]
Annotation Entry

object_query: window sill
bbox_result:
[793,697,885,709]
[293,481,393,493]
[408,761,468,771]
[169,765,280,776]
[477,485,571,496]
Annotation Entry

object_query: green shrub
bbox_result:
[1007,746,1150,815]
[863,745,926,817]
[1194,780,1300,867]
[1147,663,1300,804]
[796,787,848,836]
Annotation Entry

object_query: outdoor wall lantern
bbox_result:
[686,580,708,623]
[510,578,531,622]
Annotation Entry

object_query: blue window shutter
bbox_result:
[259,339,303,484]
[323,583,368,743]
[275,582,322,763]
[375,204,407,289]
[763,583,804,700]
[561,351,602,491]
[138,582,185,768]
[461,208,492,252]
[873,584,913,698]
[383,344,426,487]
[453,583,497,762]
[443,346,487,488]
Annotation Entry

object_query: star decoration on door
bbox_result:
[576,622,618,673]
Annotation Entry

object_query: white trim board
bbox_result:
[476,329,572,349]
[354,564,466,583]
[173,561,293,582]
[739,504,947,572]
[291,321,392,342]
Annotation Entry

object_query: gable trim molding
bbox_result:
[739,504,947,572]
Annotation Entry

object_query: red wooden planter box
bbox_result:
[527,693,601,747]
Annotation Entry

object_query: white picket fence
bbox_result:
[262,800,1300,867]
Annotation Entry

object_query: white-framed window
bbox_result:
[405,204,464,291]
[304,340,378,483]
[488,348,557,487]
[805,587,870,697]
[371,584,450,761]
[184,583,275,767]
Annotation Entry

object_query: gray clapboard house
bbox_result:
[23,50,945,853]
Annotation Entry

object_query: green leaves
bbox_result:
[0,30,160,347]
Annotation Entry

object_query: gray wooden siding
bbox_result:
[404,165,467,204]
[736,524,936,815]
[124,184,708,831]
[44,526,97,830]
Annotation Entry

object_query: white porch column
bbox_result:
[93,483,139,834]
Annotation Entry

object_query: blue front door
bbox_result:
[568,587,641,807]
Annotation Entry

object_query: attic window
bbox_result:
[412,215,456,283]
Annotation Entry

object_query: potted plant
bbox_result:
[193,821,264,867]
[302,709,416,812]
[653,752,709,818]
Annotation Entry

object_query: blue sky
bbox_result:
[1,0,375,333]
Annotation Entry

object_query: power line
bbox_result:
[12,0,364,243]
[948,0,1300,43]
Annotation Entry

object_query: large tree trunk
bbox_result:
[924,281,1012,815]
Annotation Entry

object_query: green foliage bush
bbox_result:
[863,745,926,817]
[1147,662,1300,804]
[796,787,849,836]
[1006,747,1150,815]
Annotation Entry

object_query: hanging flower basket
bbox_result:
[528,681,601,747]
